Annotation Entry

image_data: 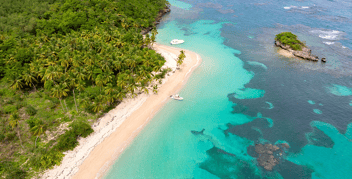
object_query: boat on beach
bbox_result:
[170,94,183,101]
[170,39,185,45]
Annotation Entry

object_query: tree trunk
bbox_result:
[59,98,65,112]
[35,136,38,148]
[31,82,37,91]
[64,99,68,111]
[78,91,81,107]
[73,89,78,112]
[17,129,24,149]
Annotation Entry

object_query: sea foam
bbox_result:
[323,41,335,45]
[310,30,344,40]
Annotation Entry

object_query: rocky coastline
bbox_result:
[141,6,171,35]
[275,40,326,62]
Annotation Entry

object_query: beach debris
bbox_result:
[321,57,327,63]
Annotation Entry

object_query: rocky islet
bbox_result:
[275,33,326,62]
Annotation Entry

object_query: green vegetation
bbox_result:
[177,50,186,67]
[275,32,305,51]
[0,0,170,178]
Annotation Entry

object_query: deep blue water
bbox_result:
[105,0,352,178]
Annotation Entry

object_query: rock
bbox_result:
[273,145,280,151]
[255,144,266,154]
[281,143,290,148]
[140,6,170,35]
[256,153,279,171]
[321,58,327,63]
[254,143,286,171]
[275,40,319,61]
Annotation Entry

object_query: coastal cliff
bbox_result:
[275,32,325,62]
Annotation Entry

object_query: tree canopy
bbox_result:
[0,0,170,178]
[275,32,305,51]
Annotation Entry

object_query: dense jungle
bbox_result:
[0,0,170,178]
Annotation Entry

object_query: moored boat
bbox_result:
[170,39,185,45]
[170,94,183,101]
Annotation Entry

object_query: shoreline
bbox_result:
[42,43,202,179]
[276,48,294,58]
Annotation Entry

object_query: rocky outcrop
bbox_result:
[275,40,323,62]
[141,6,171,35]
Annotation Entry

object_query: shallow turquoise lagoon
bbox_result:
[105,19,260,178]
[105,0,352,178]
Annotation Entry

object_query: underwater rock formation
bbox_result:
[255,144,280,171]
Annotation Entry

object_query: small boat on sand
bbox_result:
[170,94,183,101]
[170,39,184,45]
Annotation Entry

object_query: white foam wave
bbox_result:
[310,30,344,40]
[323,41,335,45]
[284,5,297,10]
[284,5,309,10]
[319,34,338,40]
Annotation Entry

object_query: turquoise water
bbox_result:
[168,0,192,10]
[326,84,352,96]
[106,0,352,178]
[106,19,258,178]
[308,100,315,105]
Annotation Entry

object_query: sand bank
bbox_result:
[276,48,294,58]
[42,44,201,179]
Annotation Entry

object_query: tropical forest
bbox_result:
[0,0,170,178]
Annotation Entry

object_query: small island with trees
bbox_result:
[275,32,326,62]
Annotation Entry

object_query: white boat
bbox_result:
[170,39,184,45]
[170,94,183,101]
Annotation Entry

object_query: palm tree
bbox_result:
[8,74,24,90]
[51,83,69,112]
[95,75,105,92]
[31,122,46,148]
[153,84,158,94]
[177,50,186,68]
[104,83,115,95]
[151,29,158,46]
[22,70,37,91]
[72,55,82,67]
[43,66,62,82]
[144,34,151,47]
[76,80,86,107]
[74,67,86,81]
[114,91,125,101]
[113,59,123,72]
[60,56,70,73]
[8,113,24,149]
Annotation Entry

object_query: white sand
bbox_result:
[41,44,201,179]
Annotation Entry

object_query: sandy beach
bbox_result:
[42,44,202,179]
[276,48,294,58]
